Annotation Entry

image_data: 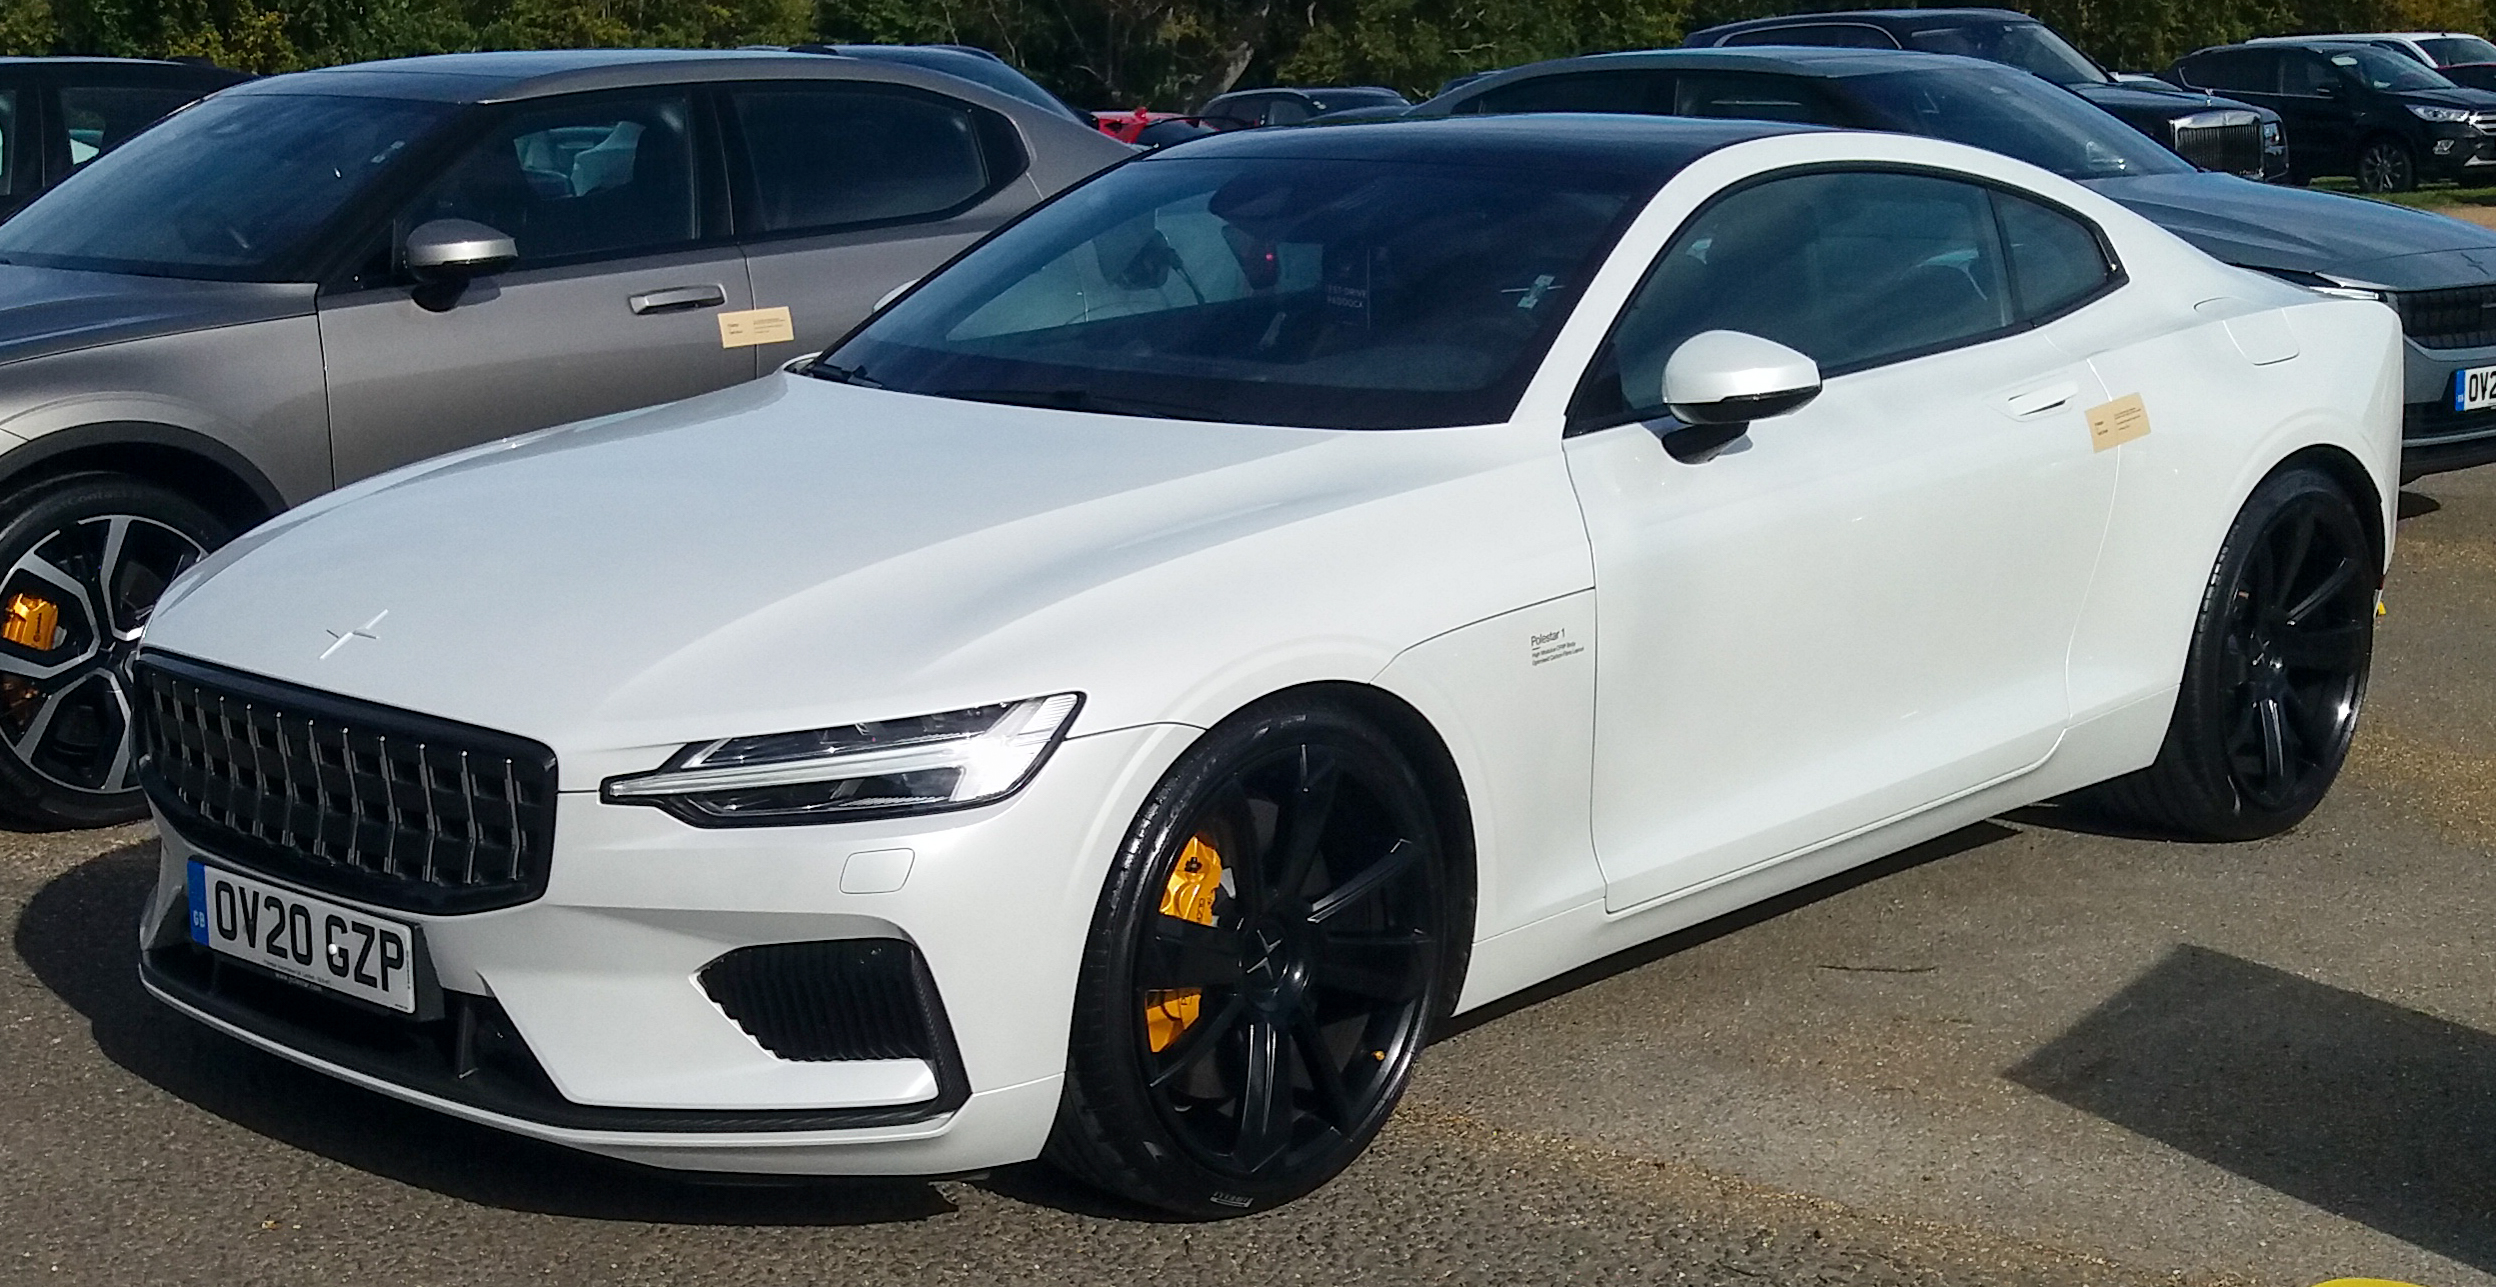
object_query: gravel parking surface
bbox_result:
[6,465,2491,1287]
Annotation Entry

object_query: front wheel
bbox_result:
[0,473,228,828]
[2079,467,2376,840]
[2357,137,2416,193]
[1047,699,1457,1216]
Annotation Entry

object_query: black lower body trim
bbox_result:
[141,933,972,1135]
[2400,402,2496,481]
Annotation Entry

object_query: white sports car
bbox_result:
[129,116,2400,1216]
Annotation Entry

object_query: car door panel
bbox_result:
[741,197,1020,374]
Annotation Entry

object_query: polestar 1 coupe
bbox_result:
[128,116,2401,1216]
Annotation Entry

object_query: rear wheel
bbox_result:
[0,473,227,828]
[2357,137,2416,193]
[2081,467,2375,840]
[1047,699,1456,1216]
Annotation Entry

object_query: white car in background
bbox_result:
[130,117,2400,1217]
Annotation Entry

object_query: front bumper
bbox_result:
[2398,337,2496,478]
[137,720,1195,1174]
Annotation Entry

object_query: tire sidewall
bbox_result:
[0,471,229,827]
[1054,698,1453,1217]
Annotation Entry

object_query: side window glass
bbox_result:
[1673,72,1843,124]
[2281,53,2334,96]
[1585,171,2011,421]
[60,85,198,168]
[1467,71,1666,115]
[1995,192,2114,320]
[1724,24,1898,48]
[732,86,992,235]
[0,91,15,195]
[1265,98,1313,125]
[401,92,697,269]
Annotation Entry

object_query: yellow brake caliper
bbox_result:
[2,592,58,651]
[1146,835,1224,1053]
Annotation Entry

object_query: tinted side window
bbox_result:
[2281,52,2336,96]
[733,85,996,235]
[1673,72,1846,124]
[1264,97,1315,125]
[1583,171,2012,420]
[0,91,16,195]
[2179,50,2271,93]
[1722,24,1900,49]
[1996,192,2114,319]
[1464,71,1667,115]
[60,85,200,167]
[402,92,698,268]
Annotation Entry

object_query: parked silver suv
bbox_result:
[0,48,1127,826]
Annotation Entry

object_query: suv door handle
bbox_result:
[628,285,727,315]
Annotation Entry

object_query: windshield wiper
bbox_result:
[937,387,1222,422]
[804,359,884,388]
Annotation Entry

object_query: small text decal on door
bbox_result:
[719,306,796,348]
[2086,394,2151,452]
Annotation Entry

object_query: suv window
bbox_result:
[1722,24,1899,49]
[402,92,698,268]
[0,91,16,195]
[1673,72,1842,123]
[60,85,200,167]
[2180,49,2276,94]
[1463,70,1665,114]
[1264,96,1315,125]
[732,84,997,236]
[2280,51,2338,96]
[1580,170,2020,422]
[1996,192,2115,318]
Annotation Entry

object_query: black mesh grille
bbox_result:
[2168,118,2263,176]
[701,940,939,1062]
[134,652,558,915]
[2393,285,2496,350]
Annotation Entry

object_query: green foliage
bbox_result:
[6,0,2495,108]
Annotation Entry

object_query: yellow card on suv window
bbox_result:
[718,306,795,348]
[2087,393,2150,451]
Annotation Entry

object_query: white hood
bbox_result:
[146,375,1585,786]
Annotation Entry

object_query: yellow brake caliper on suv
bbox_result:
[1145,835,1224,1053]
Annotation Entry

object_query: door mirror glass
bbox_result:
[1663,329,1822,424]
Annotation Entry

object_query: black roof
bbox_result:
[220,48,987,105]
[1145,112,1820,175]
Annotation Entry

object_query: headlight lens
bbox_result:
[604,693,1082,826]
[2410,104,2473,123]
[2262,121,2284,146]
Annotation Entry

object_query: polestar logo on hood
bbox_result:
[319,610,388,660]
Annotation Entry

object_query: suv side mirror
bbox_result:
[405,218,517,311]
[1657,329,1821,462]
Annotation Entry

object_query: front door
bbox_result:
[724,81,1036,375]
[2275,50,2361,174]
[1565,169,2124,911]
[317,87,754,484]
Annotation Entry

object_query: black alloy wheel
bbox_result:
[0,474,228,828]
[1049,699,1458,1216]
[2357,137,2417,193]
[2081,466,2375,840]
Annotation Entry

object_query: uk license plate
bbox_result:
[188,862,418,1013]
[2454,364,2496,412]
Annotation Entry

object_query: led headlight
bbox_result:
[2410,104,2473,123]
[603,693,1082,826]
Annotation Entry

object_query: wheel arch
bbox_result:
[1205,679,1479,1009]
[0,422,287,534]
[2269,441,2388,577]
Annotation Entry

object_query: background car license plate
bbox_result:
[2455,364,2496,413]
[188,862,417,1012]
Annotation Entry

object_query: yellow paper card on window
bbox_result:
[718,306,795,348]
[2087,393,2150,452]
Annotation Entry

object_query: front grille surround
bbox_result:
[2393,284,2496,350]
[135,651,558,915]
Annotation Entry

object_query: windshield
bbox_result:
[2418,35,2496,65]
[2326,46,2457,91]
[0,92,452,281]
[1306,88,1410,114]
[821,155,1652,429]
[1846,65,2193,178]
[1904,21,2108,86]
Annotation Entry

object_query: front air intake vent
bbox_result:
[134,652,558,915]
[700,939,947,1062]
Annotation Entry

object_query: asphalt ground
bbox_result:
[5,462,2493,1287]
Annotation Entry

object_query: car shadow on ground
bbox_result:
[10,843,962,1226]
[2009,943,2496,1274]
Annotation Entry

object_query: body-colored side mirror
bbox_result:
[1656,330,1823,462]
[405,218,517,311]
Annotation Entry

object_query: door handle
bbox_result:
[628,285,727,315]
[1997,380,2078,419]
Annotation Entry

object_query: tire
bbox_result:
[2080,466,2376,841]
[0,473,229,828]
[2357,137,2416,193]
[1046,698,1459,1217]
